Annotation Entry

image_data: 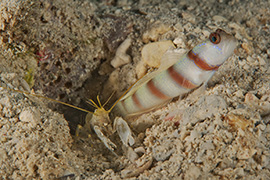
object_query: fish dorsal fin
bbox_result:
[120,69,162,100]
[159,48,186,69]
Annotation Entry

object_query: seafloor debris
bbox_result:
[142,22,171,43]
[245,92,270,116]
[225,112,253,130]
[110,38,132,68]
[120,153,153,178]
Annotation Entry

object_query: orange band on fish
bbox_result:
[187,50,220,71]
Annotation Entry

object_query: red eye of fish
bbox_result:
[209,32,221,44]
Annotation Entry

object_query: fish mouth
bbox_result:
[214,29,237,55]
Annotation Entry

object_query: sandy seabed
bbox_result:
[0,0,269,179]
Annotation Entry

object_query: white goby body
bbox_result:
[116,29,237,117]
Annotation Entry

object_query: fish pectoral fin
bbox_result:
[114,117,135,147]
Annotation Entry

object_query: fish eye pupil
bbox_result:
[210,32,221,44]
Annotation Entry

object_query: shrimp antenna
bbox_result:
[102,91,115,107]
[85,91,115,111]
[86,98,100,109]
[0,85,94,114]
[97,95,102,108]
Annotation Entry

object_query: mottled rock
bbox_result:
[141,40,174,68]
[142,22,171,43]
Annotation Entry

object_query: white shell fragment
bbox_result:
[212,15,228,22]
[19,108,41,128]
[111,38,132,68]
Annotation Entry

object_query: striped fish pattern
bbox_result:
[115,29,237,117]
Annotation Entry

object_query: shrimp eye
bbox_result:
[209,32,221,44]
